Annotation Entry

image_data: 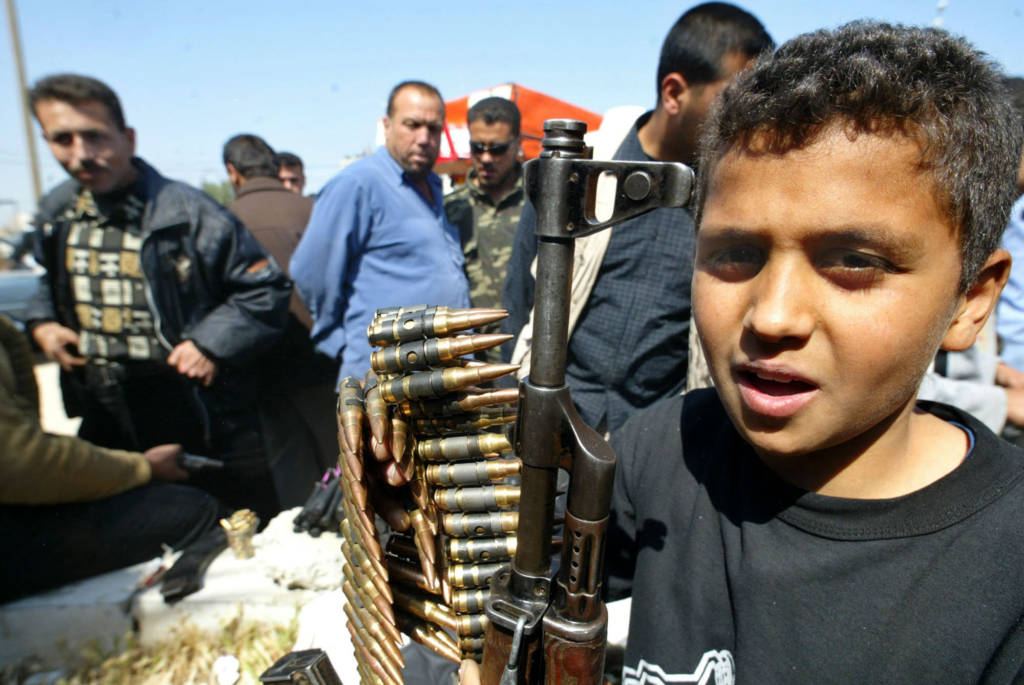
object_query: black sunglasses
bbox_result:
[469,140,514,156]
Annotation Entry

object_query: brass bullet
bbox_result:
[367,307,508,347]
[338,443,365,485]
[341,539,392,602]
[452,588,490,614]
[456,612,489,637]
[393,589,458,632]
[459,635,485,655]
[386,554,442,596]
[432,484,521,512]
[424,459,521,487]
[343,598,405,669]
[446,536,517,563]
[407,508,437,565]
[342,580,402,644]
[447,562,505,589]
[363,370,391,460]
[340,490,380,548]
[379,364,518,404]
[441,511,519,538]
[338,472,369,512]
[339,513,379,562]
[348,622,399,685]
[395,610,462,663]
[412,411,517,436]
[341,557,396,626]
[338,376,365,460]
[398,387,519,418]
[390,412,414,481]
[409,457,439,533]
[370,334,512,374]
[415,433,512,463]
[353,615,404,684]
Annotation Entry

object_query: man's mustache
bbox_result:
[68,159,107,175]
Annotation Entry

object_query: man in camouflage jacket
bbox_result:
[444,97,524,362]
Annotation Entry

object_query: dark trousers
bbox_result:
[260,382,340,508]
[0,484,220,603]
[74,362,280,523]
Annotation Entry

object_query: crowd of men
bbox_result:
[4,2,1024,680]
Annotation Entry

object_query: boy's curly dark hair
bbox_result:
[697,21,1023,291]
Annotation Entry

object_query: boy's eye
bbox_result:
[819,250,894,288]
[701,245,764,280]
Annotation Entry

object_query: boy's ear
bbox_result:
[941,248,1012,351]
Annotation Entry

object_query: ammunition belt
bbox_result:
[338,305,548,682]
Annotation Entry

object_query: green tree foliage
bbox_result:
[201,180,235,206]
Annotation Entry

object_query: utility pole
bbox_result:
[5,0,42,203]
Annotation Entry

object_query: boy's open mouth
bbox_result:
[739,371,816,396]
[735,367,819,418]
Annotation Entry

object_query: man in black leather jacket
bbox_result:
[25,73,291,521]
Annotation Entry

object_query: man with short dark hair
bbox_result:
[503,3,773,434]
[222,133,337,505]
[291,80,470,384]
[445,97,524,361]
[276,151,306,195]
[25,74,290,522]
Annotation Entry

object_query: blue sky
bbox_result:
[2,0,1022,225]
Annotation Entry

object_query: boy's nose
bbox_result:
[743,260,815,343]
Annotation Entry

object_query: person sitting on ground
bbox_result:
[0,314,219,602]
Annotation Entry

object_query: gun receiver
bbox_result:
[480,119,693,684]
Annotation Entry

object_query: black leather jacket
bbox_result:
[26,158,291,418]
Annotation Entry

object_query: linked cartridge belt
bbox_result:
[339,305,561,676]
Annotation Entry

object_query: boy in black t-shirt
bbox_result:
[603,21,1024,685]
[454,19,1024,685]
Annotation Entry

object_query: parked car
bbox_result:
[0,266,41,328]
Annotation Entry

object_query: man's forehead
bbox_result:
[36,98,121,130]
[392,88,444,117]
[469,120,514,137]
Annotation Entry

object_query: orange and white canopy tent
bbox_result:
[435,83,603,176]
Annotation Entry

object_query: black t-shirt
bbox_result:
[608,389,1024,684]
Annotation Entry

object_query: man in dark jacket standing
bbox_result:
[223,133,338,506]
[25,74,291,522]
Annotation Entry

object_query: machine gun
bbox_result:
[479,119,693,684]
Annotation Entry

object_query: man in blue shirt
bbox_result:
[291,81,470,384]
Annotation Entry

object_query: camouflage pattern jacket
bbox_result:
[444,167,524,314]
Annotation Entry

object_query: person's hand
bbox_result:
[167,340,217,386]
[337,375,411,532]
[144,443,189,481]
[32,322,85,371]
[997,361,1024,390]
[458,659,481,684]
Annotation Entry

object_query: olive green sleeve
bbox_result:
[0,316,152,505]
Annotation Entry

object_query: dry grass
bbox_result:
[46,614,297,685]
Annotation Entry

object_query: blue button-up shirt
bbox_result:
[291,147,470,383]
